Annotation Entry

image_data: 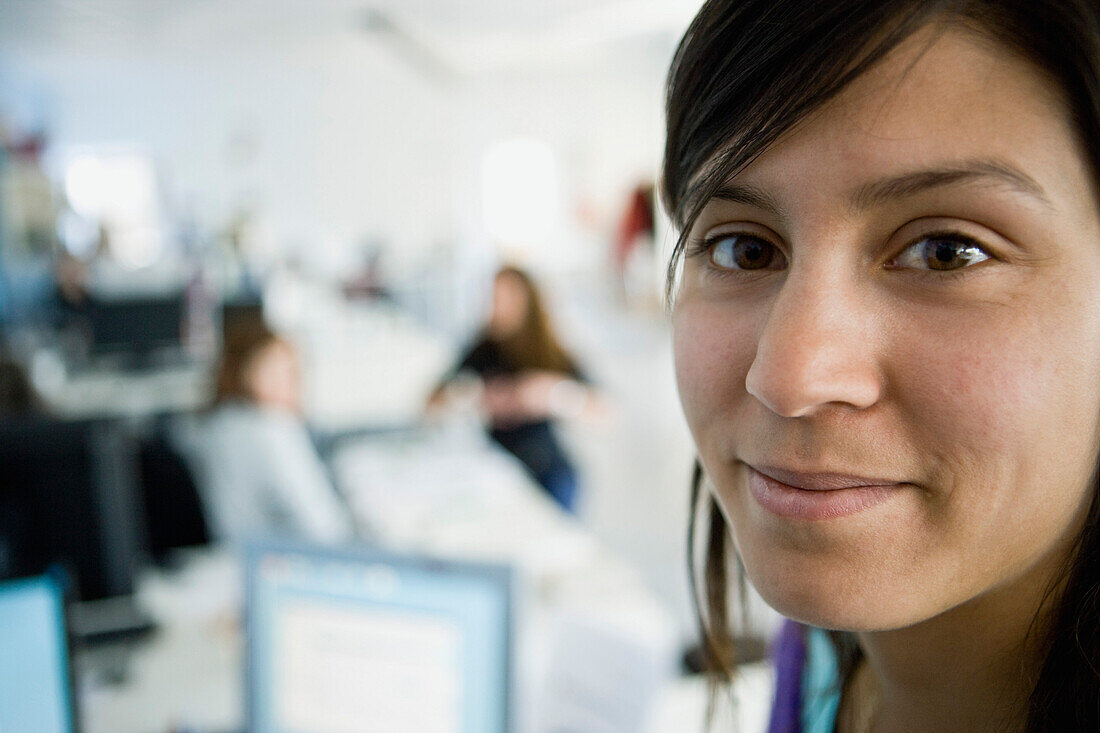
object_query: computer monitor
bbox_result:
[85,294,186,364]
[246,542,514,733]
[0,574,77,733]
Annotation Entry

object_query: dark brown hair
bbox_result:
[488,265,578,375]
[664,1,1100,729]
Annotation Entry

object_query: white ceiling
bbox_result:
[0,0,701,76]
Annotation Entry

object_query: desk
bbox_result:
[78,551,243,733]
[290,302,453,432]
[331,427,680,733]
[33,355,209,420]
[78,429,697,733]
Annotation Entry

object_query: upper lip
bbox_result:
[748,464,904,491]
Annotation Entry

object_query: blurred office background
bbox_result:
[0,2,774,731]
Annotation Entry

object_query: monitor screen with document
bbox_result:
[245,542,513,733]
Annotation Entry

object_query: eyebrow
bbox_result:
[710,183,788,219]
[849,159,1053,211]
[707,158,1053,220]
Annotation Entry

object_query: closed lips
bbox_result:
[744,464,906,520]
[749,465,904,491]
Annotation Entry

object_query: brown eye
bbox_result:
[892,235,990,271]
[710,234,785,270]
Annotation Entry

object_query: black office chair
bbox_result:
[137,425,210,564]
[0,417,143,600]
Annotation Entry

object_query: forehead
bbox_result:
[495,272,526,292]
[715,25,1090,219]
[256,339,295,361]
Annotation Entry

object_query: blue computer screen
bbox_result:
[247,544,512,733]
[0,575,74,733]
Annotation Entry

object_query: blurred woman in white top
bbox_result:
[178,318,354,545]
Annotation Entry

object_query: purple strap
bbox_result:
[767,619,806,733]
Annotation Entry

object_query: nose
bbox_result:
[744,271,883,417]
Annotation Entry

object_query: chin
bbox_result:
[741,553,929,632]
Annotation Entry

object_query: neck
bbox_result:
[851,541,1076,733]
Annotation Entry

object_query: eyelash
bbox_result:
[888,230,993,275]
[686,229,995,278]
[686,232,784,276]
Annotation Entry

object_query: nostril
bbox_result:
[745,326,882,417]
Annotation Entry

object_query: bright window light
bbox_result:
[63,152,165,270]
[481,139,559,253]
[65,153,158,221]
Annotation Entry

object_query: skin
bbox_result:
[488,272,530,339]
[245,339,302,414]
[672,25,1100,732]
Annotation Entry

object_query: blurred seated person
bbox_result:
[175,318,354,545]
[428,266,597,513]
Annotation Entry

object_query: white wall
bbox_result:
[0,21,673,284]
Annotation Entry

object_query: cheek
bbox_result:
[672,300,758,448]
[894,295,1100,482]
[894,324,1039,458]
[252,363,280,398]
[889,288,1100,565]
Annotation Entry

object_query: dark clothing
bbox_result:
[489,421,578,510]
[454,338,586,384]
[451,337,583,512]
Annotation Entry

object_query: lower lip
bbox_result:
[746,467,901,520]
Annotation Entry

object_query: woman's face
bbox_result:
[489,272,530,338]
[672,26,1100,631]
[246,340,301,414]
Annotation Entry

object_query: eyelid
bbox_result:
[689,223,785,254]
[690,231,788,275]
[702,220,782,240]
[687,219,1007,271]
[887,216,1010,256]
[886,229,995,270]
[684,234,776,263]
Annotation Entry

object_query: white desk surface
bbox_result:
[78,429,700,733]
[76,552,773,733]
[35,358,210,419]
[77,550,244,733]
